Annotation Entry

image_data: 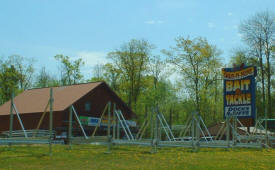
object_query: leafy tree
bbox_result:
[107,39,154,110]
[164,36,222,118]
[0,64,20,104]
[89,63,121,92]
[102,63,121,91]
[229,48,255,66]
[7,55,35,90]
[0,56,34,103]
[54,54,84,85]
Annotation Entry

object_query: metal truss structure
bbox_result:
[1,90,273,155]
[0,88,55,155]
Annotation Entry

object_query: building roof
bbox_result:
[0,82,133,116]
[207,122,247,136]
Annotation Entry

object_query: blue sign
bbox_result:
[222,66,257,118]
[89,117,100,126]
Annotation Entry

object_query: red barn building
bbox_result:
[0,82,135,136]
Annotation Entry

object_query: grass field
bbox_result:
[0,144,275,170]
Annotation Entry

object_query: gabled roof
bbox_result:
[0,82,119,116]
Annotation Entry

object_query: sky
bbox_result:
[0,0,274,80]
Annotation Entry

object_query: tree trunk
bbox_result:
[195,78,200,114]
[214,75,218,122]
[266,55,271,118]
[169,107,173,129]
[259,56,266,118]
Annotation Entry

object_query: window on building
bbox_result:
[85,102,91,112]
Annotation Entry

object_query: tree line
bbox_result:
[0,10,274,127]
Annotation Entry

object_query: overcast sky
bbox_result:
[0,0,274,79]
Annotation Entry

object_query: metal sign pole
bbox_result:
[234,117,237,146]
[226,116,230,148]
[232,117,235,146]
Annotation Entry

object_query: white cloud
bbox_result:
[227,12,233,16]
[76,51,108,67]
[74,51,109,79]
[207,22,215,28]
[145,20,164,25]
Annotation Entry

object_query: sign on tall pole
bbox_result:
[222,66,257,126]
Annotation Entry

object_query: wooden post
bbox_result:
[105,102,111,153]
[114,105,120,140]
[169,107,172,129]
[9,91,14,148]
[158,114,161,141]
[150,112,153,140]
[233,117,237,146]
[68,105,73,149]
[226,116,230,148]
[49,88,53,155]
[232,116,236,147]
[150,111,154,152]
[191,113,195,150]
[91,103,108,137]
[154,111,158,152]
[113,104,116,140]
[116,104,120,140]
[196,114,200,151]
[117,118,120,140]
[151,108,157,154]
[265,104,268,147]
[35,101,50,133]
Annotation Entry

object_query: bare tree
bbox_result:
[149,55,166,89]
[239,10,275,118]
[35,67,60,88]
[93,64,104,80]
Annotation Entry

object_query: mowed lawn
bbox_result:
[0,144,274,170]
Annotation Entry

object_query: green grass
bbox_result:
[0,144,274,170]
